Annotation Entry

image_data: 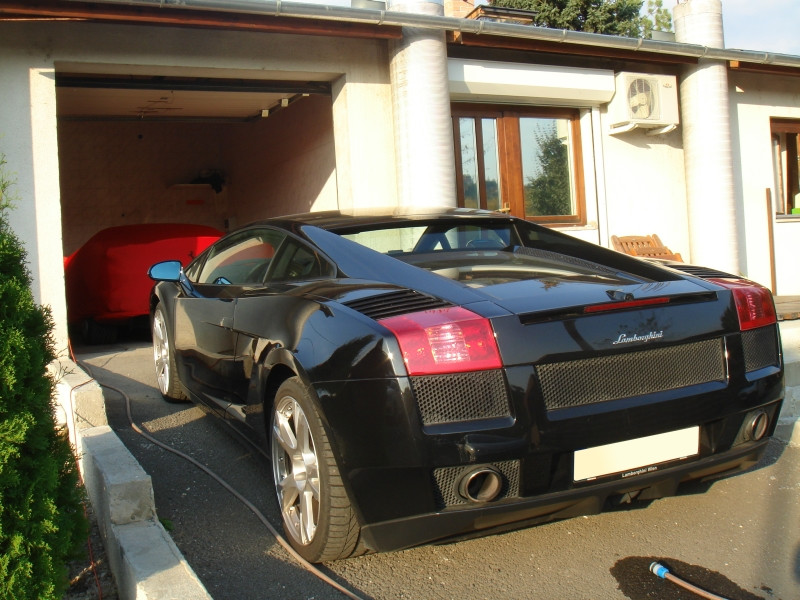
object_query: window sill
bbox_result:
[550,222,598,232]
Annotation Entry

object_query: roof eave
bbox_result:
[4,0,800,73]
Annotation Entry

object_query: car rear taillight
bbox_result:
[380,307,502,376]
[709,278,777,331]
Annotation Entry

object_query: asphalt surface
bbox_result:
[75,336,800,600]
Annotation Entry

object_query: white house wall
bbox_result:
[600,127,689,258]
[730,70,800,294]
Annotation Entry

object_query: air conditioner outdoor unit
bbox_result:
[607,72,679,135]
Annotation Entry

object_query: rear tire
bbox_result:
[151,304,188,402]
[270,377,361,562]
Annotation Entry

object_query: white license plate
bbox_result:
[573,426,699,482]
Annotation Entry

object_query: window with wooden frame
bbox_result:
[452,104,585,225]
[771,119,800,215]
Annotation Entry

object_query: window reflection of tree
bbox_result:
[523,121,572,217]
[452,106,582,224]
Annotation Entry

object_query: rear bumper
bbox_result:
[314,344,783,554]
[359,438,770,553]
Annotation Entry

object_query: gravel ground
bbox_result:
[64,501,118,600]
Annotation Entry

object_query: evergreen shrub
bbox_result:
[0,154,87,599]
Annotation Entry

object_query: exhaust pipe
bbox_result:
[458,467,503,503]
[746,410,769,441]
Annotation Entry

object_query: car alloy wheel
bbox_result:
[271,392,321,547]
[270,377,362,562]
[151,304,187,402]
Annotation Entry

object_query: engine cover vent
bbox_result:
[343,289,451,320]
[667,264,738,280]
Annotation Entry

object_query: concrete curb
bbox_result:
[51,359,212,600]
[778,320,800,446]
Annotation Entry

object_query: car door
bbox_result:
[173,227,285,413]
[226,234,337,423]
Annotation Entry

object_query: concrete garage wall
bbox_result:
[223,94,337,228]
[59,121,230,254]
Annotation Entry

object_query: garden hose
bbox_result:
[77,358,364,600]
[650,561,731,600]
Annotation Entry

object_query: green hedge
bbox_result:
[0,154,87,599]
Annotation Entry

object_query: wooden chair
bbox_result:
[610,234,683,262]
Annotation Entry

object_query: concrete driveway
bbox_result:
[75,339,800,600]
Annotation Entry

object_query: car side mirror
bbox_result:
[148,260,182,282]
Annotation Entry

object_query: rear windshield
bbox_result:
[340,222,516,255]
[339,219,673,287]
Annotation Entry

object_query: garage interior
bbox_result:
[56,73,337,257]
[55,71,340,341]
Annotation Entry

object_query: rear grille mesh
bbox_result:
[536,338,726,411]
[433,460,520,508]
[343,289,451,320]
[742,327,780,373]
[410,370,511,426]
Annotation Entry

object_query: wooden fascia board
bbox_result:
[448,32,698,65]
[0,0,402,40]
[729,60,800,78]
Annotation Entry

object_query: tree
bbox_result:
[642,0,672,36]
[490,0,672,38]
[0,153,87,599]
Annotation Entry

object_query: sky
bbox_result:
[716,0,800,56]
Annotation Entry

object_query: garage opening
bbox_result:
[56,72,336,342]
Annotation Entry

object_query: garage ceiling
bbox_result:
[56,74,331,121]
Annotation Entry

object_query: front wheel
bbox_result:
[151,304,188,402]
[270,377,361,562]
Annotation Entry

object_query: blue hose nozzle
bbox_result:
[650,562,670,579]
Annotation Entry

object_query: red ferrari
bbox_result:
[65,223,222,343]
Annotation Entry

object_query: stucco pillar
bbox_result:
[0,58,69,352]
[674,0,741,274]
[387,0,457,208]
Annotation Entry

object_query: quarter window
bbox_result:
[453,105,585,225]
[268,239,335,281]
[195,229,285,285]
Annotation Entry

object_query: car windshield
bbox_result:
[339,220,646,287]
